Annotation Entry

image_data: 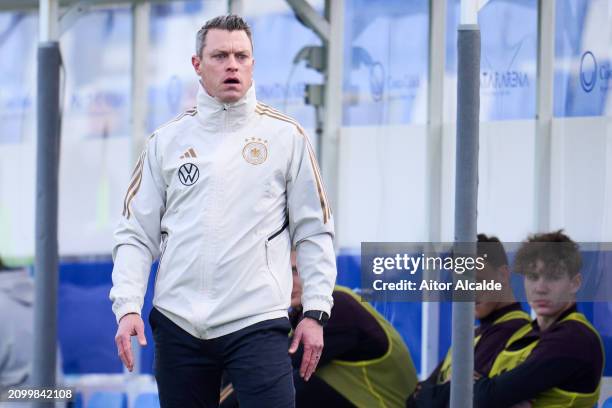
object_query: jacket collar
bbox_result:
[196,81,257,132]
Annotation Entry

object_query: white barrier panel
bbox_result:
[550,117,612,242]
[337,125,428,247]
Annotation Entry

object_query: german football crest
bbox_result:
[242,138,268,165]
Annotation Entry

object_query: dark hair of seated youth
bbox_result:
[513,230,581,278]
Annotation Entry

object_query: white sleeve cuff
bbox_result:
[113,302,142,324]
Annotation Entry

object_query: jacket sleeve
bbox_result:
[286,127,337,316]
[109,136,165,323]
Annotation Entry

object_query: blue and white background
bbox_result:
[0,0,611,403]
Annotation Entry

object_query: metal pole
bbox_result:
[422,0,446,379]
[228,0,243,15]
[451,2,480,407]
[460,0,478,25]
[33,1,61,402]
[534,0,555,233]
[322,0,343,231]
[39,0,58,42]
[131,2,150,167]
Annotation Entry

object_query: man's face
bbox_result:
[192,29,254,103]
[524,259,580,318]
[474,263,506,319]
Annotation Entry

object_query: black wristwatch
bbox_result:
[303,310,329,327]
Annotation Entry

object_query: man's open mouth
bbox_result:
[224,78,240,84]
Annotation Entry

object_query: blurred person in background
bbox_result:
[409,234,530,407]
[221,251,417,408]
[110,14,336,408]
[0,256,64,408]
[0,256,34,392]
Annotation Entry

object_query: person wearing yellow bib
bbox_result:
[409,234,529,407]
[288,253,418,408]
[472,230,604,407]
[424,231,604,407]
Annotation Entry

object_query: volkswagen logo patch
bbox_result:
[178,163,199,186]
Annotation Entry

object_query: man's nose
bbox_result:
[533,278,549,293]
[226,55,238,70]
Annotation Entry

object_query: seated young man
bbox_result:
[473,230,604,407]
[221,252,418,408]
[417,231,604,408]
[409,234,530,407]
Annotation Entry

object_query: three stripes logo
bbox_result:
[180,147,197,159]
[178,163,199,186]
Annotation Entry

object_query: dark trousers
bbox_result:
[293,374,355,408]
[149,307,295,408]
[219,370,355,408]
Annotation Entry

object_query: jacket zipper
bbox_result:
[267,218,289,242]
[202,106,231,296]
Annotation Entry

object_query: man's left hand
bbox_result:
[288,317,324,381]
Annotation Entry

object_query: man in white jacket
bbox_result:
[110,14,337,408]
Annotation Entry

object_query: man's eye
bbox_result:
[546,272,564,281]
[214,54,226,59]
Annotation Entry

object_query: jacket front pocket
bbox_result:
[154,232,169,291]
[264,221,292,306]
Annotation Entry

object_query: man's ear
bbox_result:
[570,273,582,295]
[191,54,202,75]
[498,265,510,284]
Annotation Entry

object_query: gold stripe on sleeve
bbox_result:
[123,159,145,219]
[122,151,145,218]
[255,104,331,223]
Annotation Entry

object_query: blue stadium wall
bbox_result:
[57,252,612,377]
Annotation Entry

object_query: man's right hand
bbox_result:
[115,313,147,372]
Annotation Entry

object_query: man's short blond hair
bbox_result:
[196,14,253,57]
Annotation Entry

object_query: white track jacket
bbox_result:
[110,83,336,339]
